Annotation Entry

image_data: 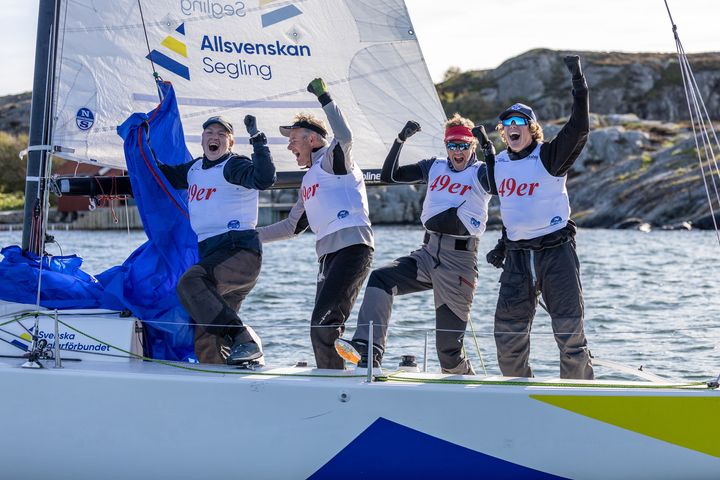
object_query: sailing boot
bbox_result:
[226,329,262,365]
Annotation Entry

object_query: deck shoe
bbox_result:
[358,345,383,368]
[227,339,262,365]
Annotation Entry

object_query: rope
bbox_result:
[379,373,708,390]
[466,315,487,375]
[664,0,720,247]
[136,0,163,102]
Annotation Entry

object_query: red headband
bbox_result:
[444,125,473,142]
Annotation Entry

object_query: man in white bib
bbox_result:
[157,115,276,365]
[338,114,494,374]
[486,55,594,380]
[258,78,374,370]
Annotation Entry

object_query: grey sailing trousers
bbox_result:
[494,240,594,379]
[353,232,478,374]
[176,247,261,364]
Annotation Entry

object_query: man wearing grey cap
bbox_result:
[156,114,276,365]
[258,78,374,370]
[484,55,594,380]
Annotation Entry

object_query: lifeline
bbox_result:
[200,35,312,57]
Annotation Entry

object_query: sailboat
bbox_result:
[0,1,718,478]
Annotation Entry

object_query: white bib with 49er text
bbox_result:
[495,143,570,241]
[421,158,490,237]
[300,159,371,241]
[186,158,259,241]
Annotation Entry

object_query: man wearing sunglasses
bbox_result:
[485,55,594,380]
[336,114,494,374]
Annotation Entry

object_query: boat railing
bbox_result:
[3,306,717,388]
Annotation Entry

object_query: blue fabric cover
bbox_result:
[0,82,197,361]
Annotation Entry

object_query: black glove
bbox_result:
[307,78,328,97]
[471,125,491,149]
[563,55,583,80]
[486,239,506,269]
[398,120,421,142]
[244,115,258,136]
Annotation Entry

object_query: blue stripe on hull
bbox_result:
[309,417,567,479]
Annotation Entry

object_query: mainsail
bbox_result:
[51,0,446,171]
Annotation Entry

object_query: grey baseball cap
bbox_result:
[202,116,234,134]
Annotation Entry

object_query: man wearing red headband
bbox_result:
[258,78,374,370]
[485,55,594,380]
[336,114,494,374]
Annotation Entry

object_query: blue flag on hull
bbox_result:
[0,82,196,361]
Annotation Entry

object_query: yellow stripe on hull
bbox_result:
[531,395,720,457]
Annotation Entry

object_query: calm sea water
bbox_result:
[1,226,719,381]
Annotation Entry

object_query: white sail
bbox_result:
[51,0,446,171]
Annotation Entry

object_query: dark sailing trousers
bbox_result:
[176,247,261,364]
[353,233,478,374]
[494,240,594,379]
[312,244,373,369]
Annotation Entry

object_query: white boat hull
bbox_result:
[0,304,718,479]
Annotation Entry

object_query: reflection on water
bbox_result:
[1,226,719,380]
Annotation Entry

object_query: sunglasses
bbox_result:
[446,142,472,151]
[502,116,529,127]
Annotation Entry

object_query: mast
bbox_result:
[22,0,60,254]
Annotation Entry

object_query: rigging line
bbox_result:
[55,319,369,379]
[466,314,487,375]
[666,6,720,245]
[34,5,62,306]
[136,0,162,102]
[680,53,720,203]
[679,55,720,241]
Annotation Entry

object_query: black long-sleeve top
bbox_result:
[488,76,589,250]
[381,138,494,235]
[157,139,276,257]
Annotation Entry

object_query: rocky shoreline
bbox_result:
[2,49,719,231]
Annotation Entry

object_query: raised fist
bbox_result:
[563,55,583,80]
[307,78,328,97]
[398,120,421,142]
[472,124,491,149]
[244,115,258,136]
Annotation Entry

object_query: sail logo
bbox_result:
[76,108,95,131]
[259,0,302,28]
[550,216,563,226]
[180,0,247,20]
[146,23,191,81]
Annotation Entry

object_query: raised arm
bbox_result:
[472,124,497,194]
[307,78,354,175]
[540,55,590,177]
[381,121,426,183]
[223,115,277,190]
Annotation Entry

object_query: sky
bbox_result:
[1,0,718,96]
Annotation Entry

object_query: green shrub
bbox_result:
[0,192,24,210]
[0,132,28,193]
